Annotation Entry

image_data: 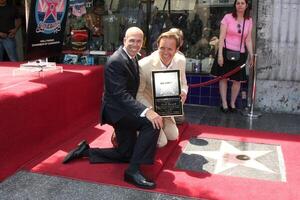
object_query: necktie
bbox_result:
[131,57,138,74]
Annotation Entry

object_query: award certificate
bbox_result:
[152,70,183,116]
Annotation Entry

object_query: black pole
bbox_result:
[146,0,152,55]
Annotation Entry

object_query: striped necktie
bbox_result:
[131,57,138,74]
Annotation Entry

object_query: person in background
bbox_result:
[169,28,184,53]
[210,0,253,113]
[63,27,163,190]
[0,0,21,61]
[137,31,188,148]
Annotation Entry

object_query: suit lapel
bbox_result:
[119,48,139,81]
[152,51,162,70]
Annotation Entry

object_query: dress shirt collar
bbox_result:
[159,58,175,69]
[122,46,136,60]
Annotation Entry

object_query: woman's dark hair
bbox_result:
[232,0,251,19]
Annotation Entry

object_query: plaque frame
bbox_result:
[152,70,183,117]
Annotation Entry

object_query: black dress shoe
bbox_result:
[229,106,238,113]
[124,170,156,189]
[220,106,229,113]
[63,140,90,164]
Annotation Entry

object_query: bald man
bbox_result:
[63,27,163,189]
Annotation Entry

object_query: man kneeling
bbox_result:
[137,31,188,148]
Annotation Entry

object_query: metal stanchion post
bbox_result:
[242,54,262,118]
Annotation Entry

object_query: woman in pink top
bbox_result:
[211,0,254,113]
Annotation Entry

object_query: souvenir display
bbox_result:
[102,13,120,51]
[85,0,106,50]
[78,55,94,65]
[69,0,87,17]
[71,29,88,51]
[86,0,93,7]
[189,14,203,45]
[118,0,140,9]
[62,0,235,69]
[63,54,94,65]
[63,54,78,64]
[85,2,105,37]
[119,4,144,34]
[154,0,195,10]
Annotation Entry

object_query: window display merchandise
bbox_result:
[62,0,247,69]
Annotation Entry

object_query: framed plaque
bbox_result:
[152,70,183,116]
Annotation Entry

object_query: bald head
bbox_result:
[123,27,144,57]
[125,27,144,39]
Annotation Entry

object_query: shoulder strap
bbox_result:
[224,18,246,51]
[239,18,246,51]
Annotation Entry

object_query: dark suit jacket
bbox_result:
[101,46,146,124]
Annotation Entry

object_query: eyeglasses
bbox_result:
[237,24,242,34]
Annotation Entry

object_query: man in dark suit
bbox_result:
[63,27,163,189]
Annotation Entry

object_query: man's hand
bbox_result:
[180,92,187,104]
[145,109,163,129]
[8,28,17,38]
[0,32,8,38]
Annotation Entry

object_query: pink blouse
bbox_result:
[221,13,253,53]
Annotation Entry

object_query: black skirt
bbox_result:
[210,48,247,81]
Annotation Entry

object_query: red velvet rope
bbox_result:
[188,64,246,88]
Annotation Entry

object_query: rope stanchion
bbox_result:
[241,54,262,118]
[188,63,246,88]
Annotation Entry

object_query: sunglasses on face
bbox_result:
[237,24,242,34]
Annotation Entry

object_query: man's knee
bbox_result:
[165,128,179,141]
[141,119,160,135]
[163,122,179,141]
[157,134,167,148]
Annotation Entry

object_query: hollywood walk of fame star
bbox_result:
[185,140,275,174]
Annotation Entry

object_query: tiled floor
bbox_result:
[0,105,299,200]
[184,104,300,134]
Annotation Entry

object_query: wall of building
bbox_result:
[255,0,300,114]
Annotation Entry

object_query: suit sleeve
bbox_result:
[136,60,152,108]
[180,57,189,94]
[105,59,146,117]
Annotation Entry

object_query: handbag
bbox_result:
[225,19,245,61]
[225,49,240,61]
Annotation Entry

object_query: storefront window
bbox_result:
[62,0,252,69]
[63,0,146,65]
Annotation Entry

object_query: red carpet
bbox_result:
[0,62,104,180]
[24,123,189,185]
[24,124,300,200]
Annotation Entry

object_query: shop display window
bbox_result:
[62,0,250,69]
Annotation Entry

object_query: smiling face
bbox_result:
[235,0,248,14]
[123,27,143,57]
[158,37,177,66]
